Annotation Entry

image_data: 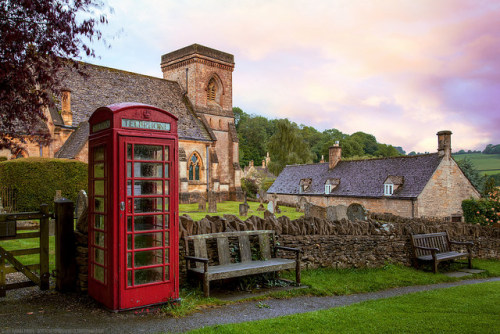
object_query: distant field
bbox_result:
[453,153,500,176]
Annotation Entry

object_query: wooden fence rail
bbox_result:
[0,204,50,297]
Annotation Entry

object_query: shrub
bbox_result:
[0,157,7,162]
[462,191,500,226]
[0,157,88,211]
[261,178,275,192]
[241,178,259,198]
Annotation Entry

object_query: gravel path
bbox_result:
[1,277,498,334]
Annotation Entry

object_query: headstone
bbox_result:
[75,190,88,220]
[274,201,281,214]
[208,191,217,213]
[298,197,308,212]
[264,209,274,220]
[239,203,249,216]
[326,205,348,221]
[198,194,206,211]
[267,200,274,213]
[54,190,62,202]
[347,203,367,221]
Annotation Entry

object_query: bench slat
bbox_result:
[238,234,252,263]
[217,237,231,265]
[193,239,208,269]
[258,234,271,260]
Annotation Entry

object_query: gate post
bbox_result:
[54,198,76,292]
[39,204,50,290]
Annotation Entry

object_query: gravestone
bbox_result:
[208,191,217,213]
[274,200,281,214]
[75,190,88,220]
[198,194,206,211]
[347,203,367,221]
[54,190,63,201]
[326,204,348,221]
[267,200,274,213]
[264,209,274,220]
[298,197,308,212]
[239,203,249,216]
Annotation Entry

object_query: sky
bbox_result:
[81,0,500,153]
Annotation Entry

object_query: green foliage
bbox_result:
[241,178,259,198]
[0,156,7,162]
[0,157,88,211]
[462,191,500,226]
[455,157,484,191]
[267,119,314,175]
[261,179,275,192]
[483,143,500,154]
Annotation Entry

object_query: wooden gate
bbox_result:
[0,204,50,297]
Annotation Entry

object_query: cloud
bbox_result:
[82,0,500,152]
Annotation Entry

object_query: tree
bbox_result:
[456,157,485,191]
[267,119,313,175]
[0,0,109,153]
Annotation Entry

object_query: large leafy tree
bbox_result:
[267,119,313,175]
[0,0,108,153]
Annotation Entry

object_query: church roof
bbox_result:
[57,62,213,142]
[267,154,443,199]
[54,121,89,159]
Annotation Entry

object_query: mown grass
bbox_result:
[179,201,303,221]
[188,281,500,334]
[0,232,56,272]
[162,259,500,317]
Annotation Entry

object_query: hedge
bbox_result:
[0,158,88,212]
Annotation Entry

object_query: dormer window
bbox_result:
[299,178,312,194]
[325,178,340,194]
[383,175,404,196]
[384,183,394,196]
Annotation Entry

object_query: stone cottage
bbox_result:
[0,44,243,203]
[268,131,480,219]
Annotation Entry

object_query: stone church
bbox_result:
[2,44,243,203]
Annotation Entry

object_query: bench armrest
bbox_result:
[276,246,302,254]
[184,255,209,263]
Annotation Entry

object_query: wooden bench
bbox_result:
[184,230,301,297]
[410,232,473,273]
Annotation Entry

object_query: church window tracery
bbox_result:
[188,152,203,181]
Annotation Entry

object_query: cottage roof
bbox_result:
[267,154,443,199]
[54,121,89,159]
[57,62,213,142]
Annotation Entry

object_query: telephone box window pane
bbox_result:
[94,231,105,247]
[133,215,163,231]
[164,200,169,212]
[95,198,105,212]
[165,164,169,178]
[127,162,132,177]
[94,147,104,161]
[94,163,104,178]
[94,248,105,265]
[135,163,162,178]
[127,216,132,231]
[166,267,170,281]
[127,180,132,196]
[164,231,170,246]
[164,180,169,195]
[93,265,105,283]
[135,267,163,285]
[134,145,162,161]
[164,215,169,229]
[127,235,132,250]
[134,249,163,267]
[165,147,169,161]
[127,253,132,268]
[127,271,132,286]
[165,249,170,264]
[134,180,162,195]
[134,232,163,249]
[134,198,162,213]
[94,214,105,230]
[94,180,105,196]
[127,144,132,159]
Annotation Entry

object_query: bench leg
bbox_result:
[203,273,210,298]
[468,255,472,269]
[433,260,438,274]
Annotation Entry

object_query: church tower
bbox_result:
[161,44,242,201]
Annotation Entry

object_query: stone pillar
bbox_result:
[208,191,217,213]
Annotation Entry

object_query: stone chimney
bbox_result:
[437,130,452,157]
[320,155,325,163]
[61,89,72,126]
[329,141,342,169]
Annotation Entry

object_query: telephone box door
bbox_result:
[118,136,178,309]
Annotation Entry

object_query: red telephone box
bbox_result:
[88,102,179,311]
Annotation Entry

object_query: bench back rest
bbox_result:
[185,230,276,269]
[411,232,450,257]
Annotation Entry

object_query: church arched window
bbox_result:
[188,152,203,181]
[207,78,217,102]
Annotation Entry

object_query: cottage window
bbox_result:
[325,184,331,194]
[188,152,202,181]
[384,183,393,196]
[299,178,312,194]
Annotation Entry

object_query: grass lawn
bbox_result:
[188,281,500,333]
[0,232,56,272]
[164,259,500,317]
[180,201,304,221]
[453,153,500,175]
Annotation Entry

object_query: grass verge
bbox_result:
[188,281,500,333]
